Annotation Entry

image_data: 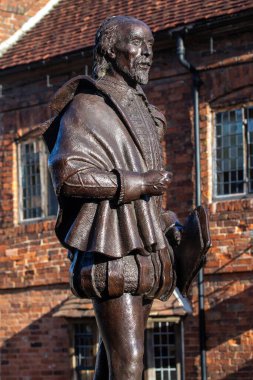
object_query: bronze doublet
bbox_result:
[71,77,175,301]
[46,75,176,301]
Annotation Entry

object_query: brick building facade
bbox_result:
[0,1,253,379]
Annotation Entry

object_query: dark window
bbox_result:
[214,107,253,197]
[74,322,98,380]
[18,139,57,221]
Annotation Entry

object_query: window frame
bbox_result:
[17,138,57,223]
[212,105,253,200]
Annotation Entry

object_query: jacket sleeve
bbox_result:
[60,168,118,199]
[59,167,147,203]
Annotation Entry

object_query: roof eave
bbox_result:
[1,8,253,77]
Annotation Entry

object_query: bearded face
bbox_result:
[115,53,151,85]
[112,21,154,85]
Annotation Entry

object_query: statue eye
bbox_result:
[131,39,142,46]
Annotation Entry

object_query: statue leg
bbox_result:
[92,293,150,380]
[93,296,153,380]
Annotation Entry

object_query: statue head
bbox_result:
[93,16,154,85]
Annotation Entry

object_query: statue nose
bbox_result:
[142,43,152,57]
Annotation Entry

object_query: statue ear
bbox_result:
[107,46,116,60]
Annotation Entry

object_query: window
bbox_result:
[152,321,177,380]
[73,321,98,380]
[145,319,184,380]
[214,107,253,197]
[18,139,57,221]
[72,319,184,380]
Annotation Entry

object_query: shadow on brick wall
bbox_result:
[0,287,72,380]
[220,359,253,380]
[204,281,253,349]
[185,280,253,379]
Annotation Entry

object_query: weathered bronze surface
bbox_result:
[43,15,210,380]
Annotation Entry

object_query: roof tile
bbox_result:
[1,0,253,69]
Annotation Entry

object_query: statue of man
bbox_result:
[43,15,208,380]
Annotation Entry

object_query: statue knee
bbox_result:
[110,344,144,379]
[127,347,144,370]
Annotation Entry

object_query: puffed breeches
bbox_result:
[69,245,176,301]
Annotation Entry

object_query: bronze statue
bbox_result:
[42,15,210,380]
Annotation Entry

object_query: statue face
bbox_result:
[113,20,154,85]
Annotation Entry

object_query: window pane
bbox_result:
[247,107,253,131]
[216,113,222,124]
[20,141,42,220]
[214,109,244,196]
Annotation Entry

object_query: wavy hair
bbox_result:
[92,15,139,79]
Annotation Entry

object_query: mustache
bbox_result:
[135,57,152,66]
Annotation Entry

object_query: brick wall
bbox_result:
[0,63,86,379]
[1,22,253,380]
[0,0,51,42]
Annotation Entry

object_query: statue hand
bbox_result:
[166,224,182,247]
[142,170,172,196]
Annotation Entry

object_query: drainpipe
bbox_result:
[176,35,207,380]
